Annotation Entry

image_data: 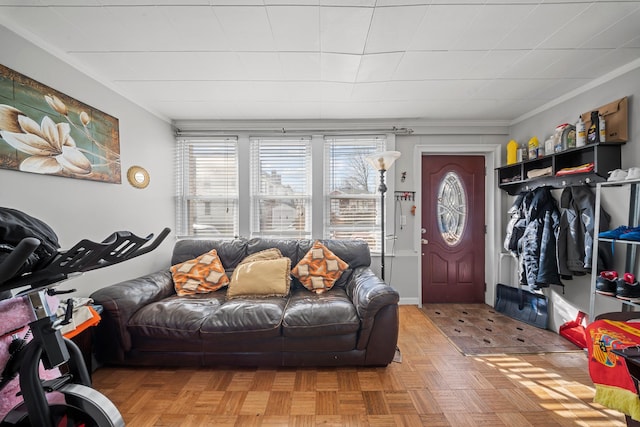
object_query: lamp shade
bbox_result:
[365,151,401,171]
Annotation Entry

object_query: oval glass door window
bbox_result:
[437,171,467,246]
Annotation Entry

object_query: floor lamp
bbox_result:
[365,151,401,282]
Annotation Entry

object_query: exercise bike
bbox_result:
[0,227,170,427]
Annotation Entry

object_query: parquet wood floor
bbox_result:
[91,305,627,426]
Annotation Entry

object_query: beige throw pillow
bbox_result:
[227,257,291,299]
[238,248,283,266]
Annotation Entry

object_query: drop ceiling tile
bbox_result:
[542,48,614,79]
[356,52,403,82]
[265,0,319,4]
[580,47,640,78]
[157,6,231,51]
[393,51,487,80]
[409,4,482,51]
[279,53,321,80]
[213,6,276,51]
[238,52,284,80]
[385,80,487,101]
[267,5,319,51]
[104,6,181,51]
[450,4,537,51]
[495,3,591,50]
[52,6,142,51]
[350,82,388,102]
[321,53,361,82]
[626,34,640,48]
[469,50,530,79]
[539,2,640,49]
[320,6,372,54]
[583,7,640,49]
[499,49,571,79]
[472,79,557,101]
[320,0,375,6]
[364,5,428,54]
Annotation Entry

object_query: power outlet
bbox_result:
[400,215,407,226]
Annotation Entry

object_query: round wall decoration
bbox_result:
[127,166,150,189]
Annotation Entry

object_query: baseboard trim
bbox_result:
[399,297,419,305]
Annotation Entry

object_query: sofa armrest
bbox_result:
[90,270,174,362]
[346,267,399,354]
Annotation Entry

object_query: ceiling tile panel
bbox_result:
[409,4,482,51]
[539,2,640,49]
[356,52,403,82]
[266,5,319,51]
[364,5,428,54]
[350,82,388,102]
[499,49,571,79]
[320,6,372,54]
[157,6,231,51]
[321,53,361,82]
[385,80,488,101]
[393,51,487,80]
[469,50,530,79]
[279,52,321,80]
[238,52,284,80]
[213,6,276,51]
[496,3,592,50]
[451,4,537,51]
[582,6,640,49]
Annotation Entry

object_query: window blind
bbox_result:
[175,137,238,238]
[250,137,312,239]
[324,136,386,252]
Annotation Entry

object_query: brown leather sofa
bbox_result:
[90,238,399,367]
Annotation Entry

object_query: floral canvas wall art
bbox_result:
[0,64,120,183]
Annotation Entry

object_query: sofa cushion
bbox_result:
[292,241,348,294]
[227,257,291,299]
[282,287,360,338]
[128,293,223,340]
[200,298,286,340]
[170,249,229,296]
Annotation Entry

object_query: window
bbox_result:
[175,138,238,238]
[324,136,386,252]
[250,137,312,239]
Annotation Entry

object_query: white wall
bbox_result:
[508,66,640,329]
[0,24,176,297]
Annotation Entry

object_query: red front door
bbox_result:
[421,155,485,303]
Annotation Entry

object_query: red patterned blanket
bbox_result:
[587,319,640,420]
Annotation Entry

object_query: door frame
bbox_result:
[414,142,502,307]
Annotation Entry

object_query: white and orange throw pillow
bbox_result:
[292,241,348,294]
[170,249,229,296]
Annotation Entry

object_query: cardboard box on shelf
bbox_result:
[580,96,628,143]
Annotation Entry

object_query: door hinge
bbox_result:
[484,225,487,234]
[484,282,487,291]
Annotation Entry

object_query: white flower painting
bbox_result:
[0,64,120,183]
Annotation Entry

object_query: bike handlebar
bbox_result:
[0,237,40,286]
[0,227,171,293]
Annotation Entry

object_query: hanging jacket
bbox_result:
[504,192,525,255]
[517,187,562,290]
[556,186,612,278]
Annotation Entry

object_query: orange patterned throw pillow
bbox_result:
[170,249,229,296]
[292,241,349,294]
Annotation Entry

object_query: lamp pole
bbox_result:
[378,168,387,282]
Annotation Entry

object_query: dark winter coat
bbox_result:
[556,186,612,277]
[518,187,562,290]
